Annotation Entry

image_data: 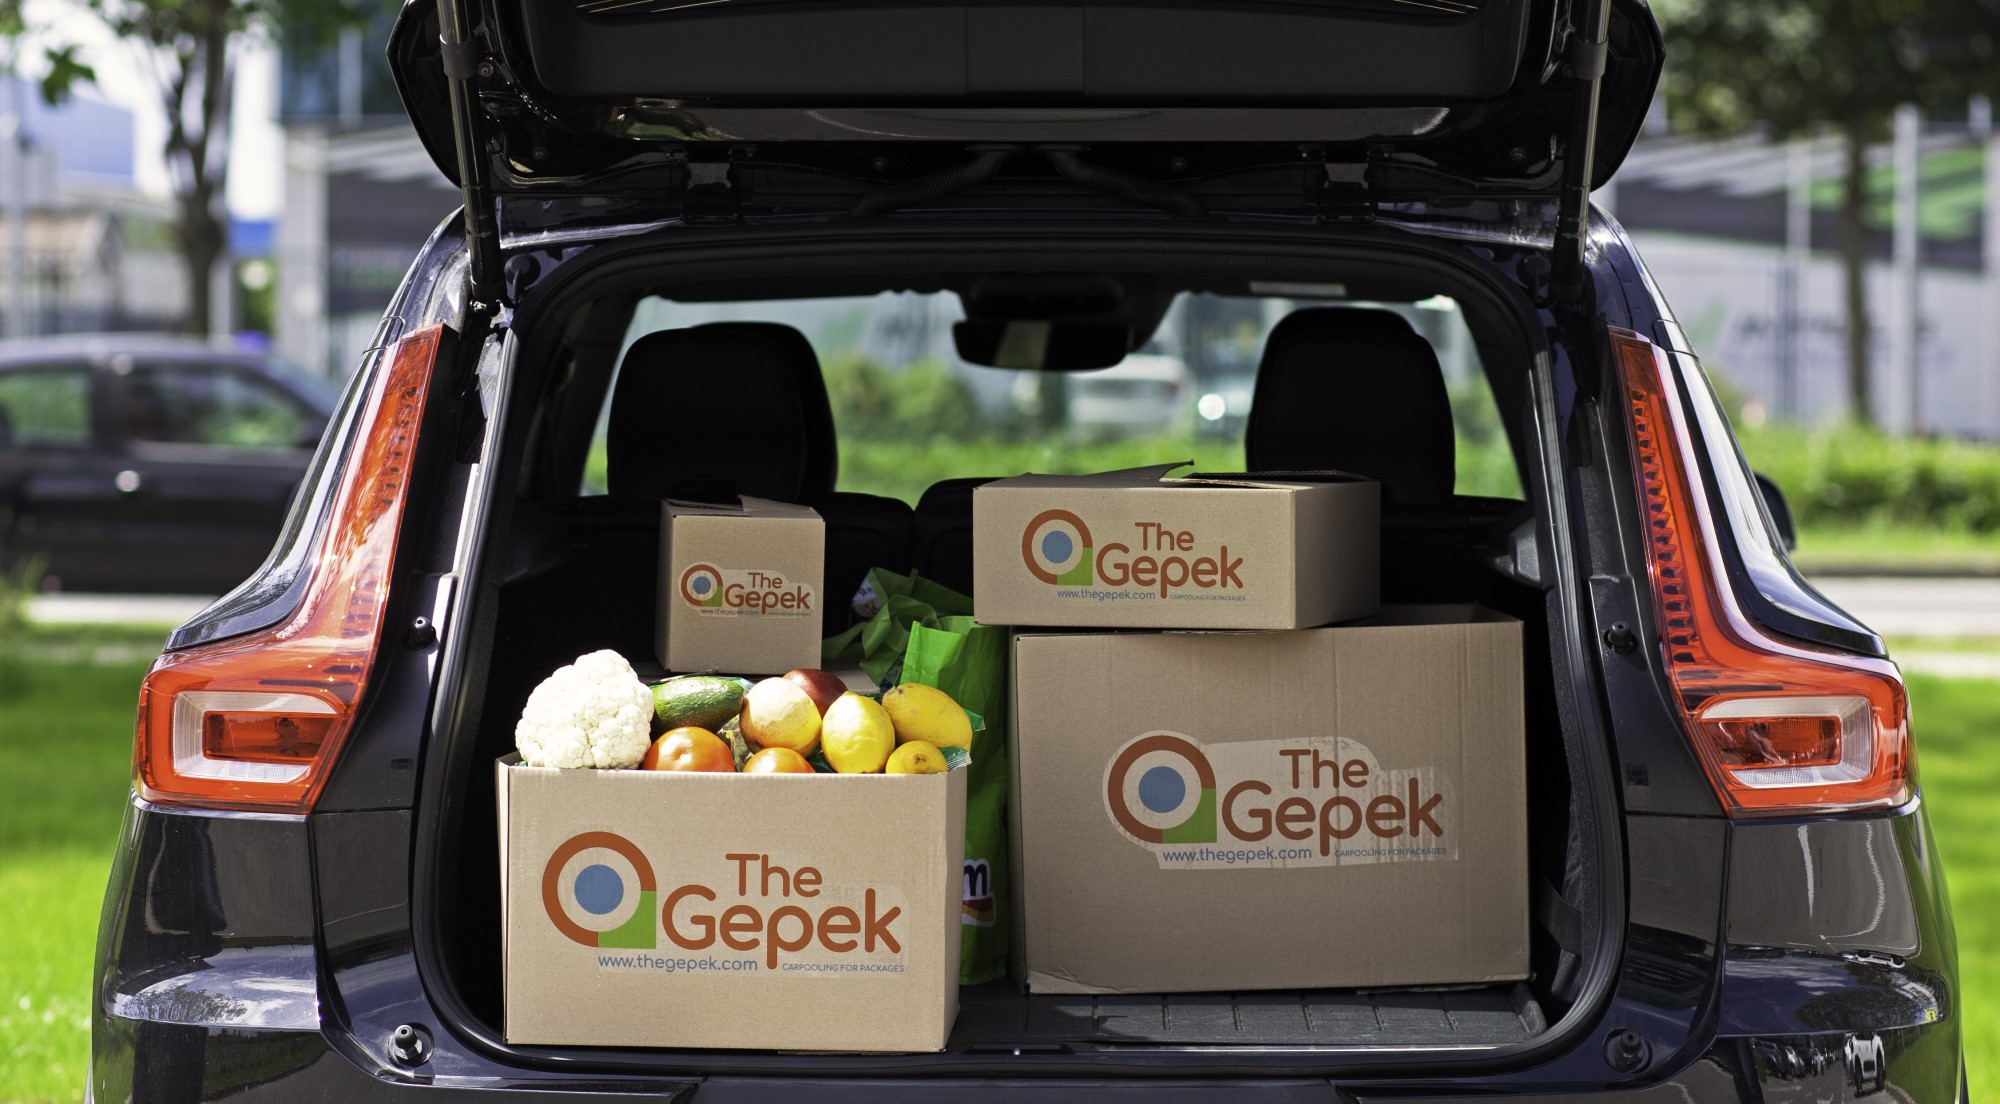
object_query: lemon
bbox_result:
[885,740,946,775]
[881,683,973,751]
[820,692,895,774]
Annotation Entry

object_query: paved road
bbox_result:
[33,578,1998,635]
[23,577,2000,677]
[25,593,216,628]
[1808,577,2000,639]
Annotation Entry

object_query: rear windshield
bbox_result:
[580,291,1521,503]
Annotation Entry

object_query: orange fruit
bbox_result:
[641,727,736,773]
[742,747,817,774]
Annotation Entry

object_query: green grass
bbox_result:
[0,638,1993,1102]
[0,641,150,1104]
[1791,523,2000,576]
[1906,674,2000,1100]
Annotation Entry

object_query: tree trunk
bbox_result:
[1837,121,1874,426]
[169,0,234,337]
[178,193,224,337]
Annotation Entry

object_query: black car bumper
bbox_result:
[91,797,1961,1102]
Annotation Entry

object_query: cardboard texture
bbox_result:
[657,496,824,675]
[1008,606,1527,994]
[499,758,967,1052]
[972,465,1379,630]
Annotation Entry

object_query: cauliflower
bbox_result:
[515,650,655,769]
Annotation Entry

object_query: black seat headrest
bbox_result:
[1246,321,1455,507]
[1264,307,1413,346]
[607,322,838,502]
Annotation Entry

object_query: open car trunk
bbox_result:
[410,224,1621,1073]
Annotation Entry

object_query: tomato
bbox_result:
[641,727,736,772]
[742,747,817,774]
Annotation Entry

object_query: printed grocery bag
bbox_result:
[825,568,1010,985]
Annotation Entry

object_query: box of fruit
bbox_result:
[498,653,970,1052]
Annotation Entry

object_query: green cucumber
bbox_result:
[651,676,747,734]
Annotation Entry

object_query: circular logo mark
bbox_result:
[679,564,724,607]
[1105,732,1217,843]
[1021,509,1093,585]
[541,831,657,947]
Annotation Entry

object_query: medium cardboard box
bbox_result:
[657,496,824,675]
[498,758,967,1052]
[972,465,1378,630]
[1009,606,1526,994]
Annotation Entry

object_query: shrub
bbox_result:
[822,355,982,444]
[1737,424,2000,534]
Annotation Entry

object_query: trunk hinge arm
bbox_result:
[436,0,505,310]
[1549,0,1613,306]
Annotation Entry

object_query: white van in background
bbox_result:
[1065,353,1192,437]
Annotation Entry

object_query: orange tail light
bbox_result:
[135,326,444,812]
[1613,328,1910,816]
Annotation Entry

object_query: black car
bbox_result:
[0,336,337,594]
[91,0,1962,1101]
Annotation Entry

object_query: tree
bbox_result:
[77,0,373,336]
[1653,0,2000,426]
[0,0,94,106]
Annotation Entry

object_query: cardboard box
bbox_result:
[657,496,824,675]
[972,465,1378,630]
[498,758,967,1052]
[1009,606,1526,994]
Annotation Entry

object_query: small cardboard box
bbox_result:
[657,496,824,675]
[499,758,967,1052]
[1009,606,1526,994]
[972,465,1378,631]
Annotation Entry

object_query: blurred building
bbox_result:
[1608,125,2000,441]
[0,80,188,336]
[275,10,460,379]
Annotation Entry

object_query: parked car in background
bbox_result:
[1194,372,1257,440]
[1065,352,1191,437]
[0,335,338,594]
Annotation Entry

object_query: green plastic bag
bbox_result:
[825,568,1011,985]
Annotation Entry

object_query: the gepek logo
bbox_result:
[543,835,905,971]
[679,563,814,617]
[1104,733,1454,869]
[1022,511,1244,599]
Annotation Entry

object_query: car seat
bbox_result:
[909,476,994,597]
[606,322,913,635]
[1246,308,1476,602]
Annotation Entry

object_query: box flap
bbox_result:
[667,494,821,522]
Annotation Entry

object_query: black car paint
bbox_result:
[87,798,1958,1100]
[0,345,335,595]
[88,204,1963,1099]
[384,0,1662,202]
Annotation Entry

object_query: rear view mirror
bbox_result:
[954,320,1132,372]
[1753,471,1797,552]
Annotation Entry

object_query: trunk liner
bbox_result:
[949,983,1544,1049]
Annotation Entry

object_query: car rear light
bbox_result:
[134,326,444,812]
[1612,328,1910,816]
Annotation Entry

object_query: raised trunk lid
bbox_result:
[387,0,1663,199]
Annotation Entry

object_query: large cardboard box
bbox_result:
[972,466,1378,630]
[499,759,967,1052]
[1009,606,1526,994]
[656,496,824,675]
